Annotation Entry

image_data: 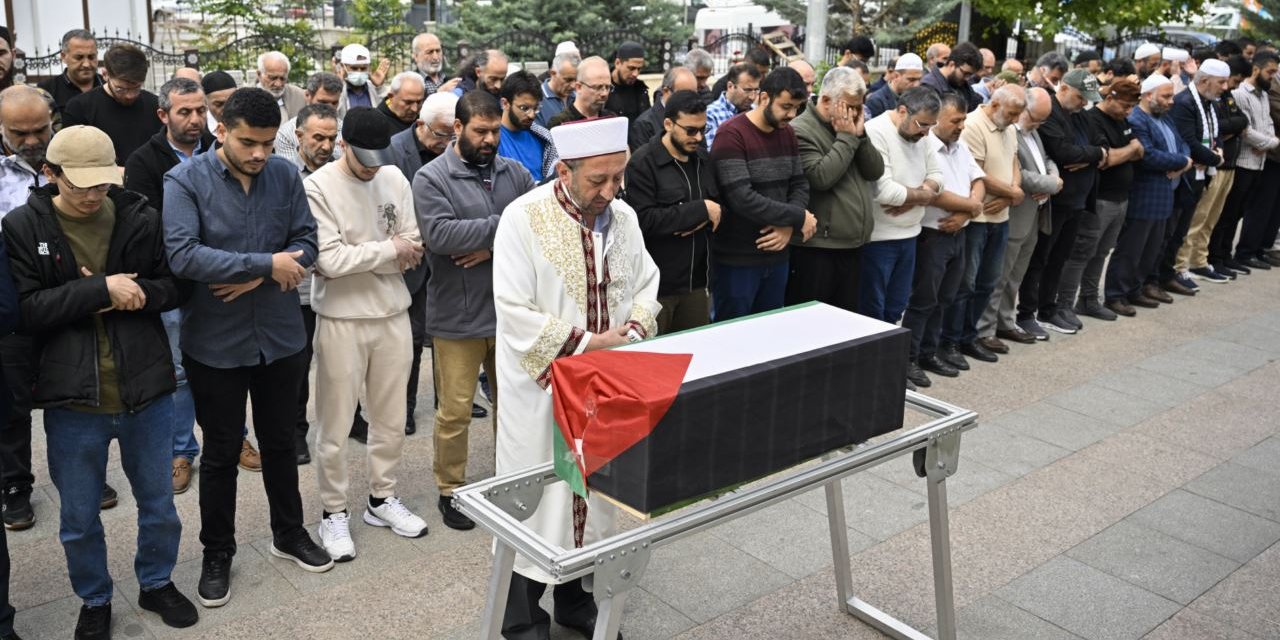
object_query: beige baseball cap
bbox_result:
[46,126,122,188]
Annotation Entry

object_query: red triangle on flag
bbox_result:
[551,350,692,479]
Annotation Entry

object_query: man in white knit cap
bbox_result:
[1133,43,1163,80]
[492,115,659,639]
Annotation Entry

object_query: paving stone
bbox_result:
[1169,338,1276,374]
[984,402,1119,452]
[1066,520,1239,605]
[1209,322,1280,357]
[10,592,150,640]
[1229,436,1280,478]
[1185,462,1280,522]
[1043,383,1169,429]
[1188,543,1280,638]
[1128,489,1280,564]
[1089,366,1216,408]
[952,594,1084,640]
[951,422,1073,478]
[1017,452,1170,523]
[637,531,793,624]
[1142,608,1262,640]
[870,453,1016,506]
[708,498,876,580]
[1134,351,1243,388]
[794,473,931,542]
[1130,391,1275,460]
[996,556,1182,640]
[1077,432,1223,487]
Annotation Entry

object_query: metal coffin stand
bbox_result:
[453,391,979,640]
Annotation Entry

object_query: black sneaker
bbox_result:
[295,434,311,465]
[138,582,198,628]
[74,603,111,640]
[905,361,932,388]
[471,403,488,419]
[1016,317,1050,341]
[197,550,233,608]
[1038,310,1079,335]
[1057,308,1084,330]
[2,486,35,531]
[270,528,335,573]
[100,483,118,510]
[404,414,417,436]
[438,495,476,531]
[349,413,369,444]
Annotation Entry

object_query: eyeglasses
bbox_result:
[60,177,112,194]
[426,126,453,139]
[733,85,761,95]
[579,81,613,94]
[672,124,705,137]
[912,117,938,130]
[514,103,540,116]
[107,79,143,97]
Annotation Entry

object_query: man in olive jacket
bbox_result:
[786,66,885,311]
[624,90,721,334]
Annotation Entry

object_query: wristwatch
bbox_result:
[625,328,643,344]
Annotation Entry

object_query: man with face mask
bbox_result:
[337,44,376,111]
[1017,68,1106,338]
[1218,51,1280,274]
[415,91,535,533]
[922,42,983,112]
[257,51,307,122]
[37,29,101,127]
[62,44,164,164]
[492,115,658,640]
[496,70,559,181]
[1105,75,1192,315]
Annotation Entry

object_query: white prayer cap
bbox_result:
[1163,47,1189,62]
[1141,73,1172,94]
[551,117,630,160]
[340,44,371,65]
[1200,58,1230,78]
[1133,43,1161,60]
[895,53,924,71]
[555,41,580,57]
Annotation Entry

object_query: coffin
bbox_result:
[551,302,909,517]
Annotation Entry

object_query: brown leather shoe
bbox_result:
[1129,294,1160,308]
[1160,279,1194,297]
[1144,283,1175,303]
[239,439,262,472]
[976,336,1009,354]
[173,458,193,494]
[1105,299,1136,317]
[996,327,1036,344]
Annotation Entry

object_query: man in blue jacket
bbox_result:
[1105,75,1194,316]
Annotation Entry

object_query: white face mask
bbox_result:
[347,71,368,87]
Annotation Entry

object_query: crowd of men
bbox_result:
[0,23,1276,640]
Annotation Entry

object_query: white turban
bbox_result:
[1134,43,1161,60]
[895,53,924,71]
[1141,74,1172,94]
[1163,47,1189,62]
[551,117,630,160]
[1200,59,1230,78]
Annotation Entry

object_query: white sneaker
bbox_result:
[317,512,357,562]
[363,496,429,538]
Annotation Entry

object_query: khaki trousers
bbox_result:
[432,336,498,496]
[1177,169,1234,271]
[314,312,412,513]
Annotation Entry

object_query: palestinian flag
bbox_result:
[551,302,909,517]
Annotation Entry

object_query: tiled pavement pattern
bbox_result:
[10,271,1280,640]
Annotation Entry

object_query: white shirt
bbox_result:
[865,112,944,242]
[1017,123,1048,175]
[922,133,985,229]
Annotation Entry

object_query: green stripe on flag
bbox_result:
[553,420,589,499]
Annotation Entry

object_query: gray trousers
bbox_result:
[979,203,1043,337]
[1057,198,1127,308]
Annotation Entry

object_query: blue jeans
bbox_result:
[163,309,200,461]
[711,260,789,321]
[44,398,181,606]
[944,222,1008,345]
[858,238,917,324]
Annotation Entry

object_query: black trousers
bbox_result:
[1018,205,1081,321]
[1105,217,1169,302]
[784,245,863,313]
[503,574,595,639]
[1211,167,1259,265]
[1156,181,1202,283]
[186,350,308,554]
[295,305,318,439]
[902,229,965,360]
[0,424,14,636]
[0,335,34,493]
[1238,161,1280,259]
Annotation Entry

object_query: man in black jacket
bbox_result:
[1016,68,1106,338]
[0,232,22,640]
[61,44,163,165]
[605,41,651,123]
[625,90,721,333]
[2,125,197,639]
[628,67,696,151]
[921,42,983,113]
[123,76,222,494]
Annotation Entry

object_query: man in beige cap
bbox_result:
[493,116,659,639]
[1,125,198,638]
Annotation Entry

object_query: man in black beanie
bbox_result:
[200,70,238,131]
[605,41,651,122]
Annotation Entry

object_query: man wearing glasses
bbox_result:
[413,91,535,531]
[497,71,559,182]
[705,63,763,149]
[62,44,164,164]
[922,42,984,113]
[546,57,616,128]
[624,89,722,333]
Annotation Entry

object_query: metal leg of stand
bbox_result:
[824,477,854,610]
[479,541,517,640]
[592,589,629,640]
[925,435,961,640]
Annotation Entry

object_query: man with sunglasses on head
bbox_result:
[625,89,722,333]
[62,44,163,164]
[497,71,559,182]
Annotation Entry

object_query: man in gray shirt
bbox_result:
[163,88,333,609]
